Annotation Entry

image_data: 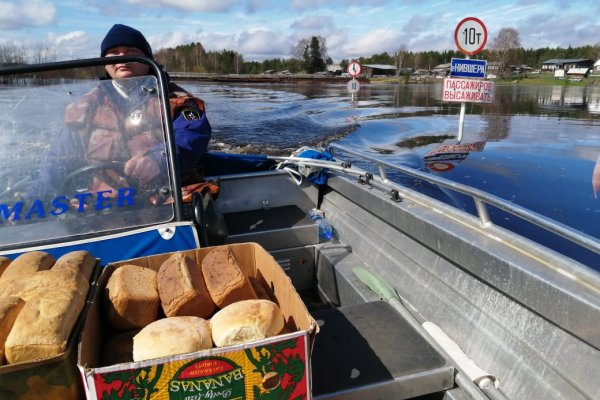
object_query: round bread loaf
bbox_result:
[133,316,212,361]
[211,299,284,347]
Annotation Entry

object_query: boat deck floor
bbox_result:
[311,301,454,399]
[222,204,455,399]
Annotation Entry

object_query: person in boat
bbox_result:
[27,24,211,202]
[96,23,211,187]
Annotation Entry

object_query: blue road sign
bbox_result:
[450,58,487,78]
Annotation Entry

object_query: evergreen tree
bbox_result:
[304,36,326,73]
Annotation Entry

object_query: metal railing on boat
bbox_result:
[328,143,600,257]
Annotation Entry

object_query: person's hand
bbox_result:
[124,155,159,186]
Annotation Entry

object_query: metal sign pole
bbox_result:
[457,55,469,143]
[453,17,488,144]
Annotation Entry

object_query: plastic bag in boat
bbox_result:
[293,147,334,185]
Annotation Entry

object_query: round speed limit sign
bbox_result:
[454,17,487,55]
[347,78,360,94]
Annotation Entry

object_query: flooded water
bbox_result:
[187,81,600,269]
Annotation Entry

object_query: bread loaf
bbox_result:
[133,316,212,361]
[210,299,284,347]
[52,250,97,280]
[104,265,159,330]
[157,253,215,318]
[201,247,257,308]
[0,296,25,365]
[5,288,84,364]
[0,251,55,288]
[0,257,11,279]
[0,268,89,301]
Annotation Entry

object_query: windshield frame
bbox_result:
[0,57,185,250]
[0,56,183,220]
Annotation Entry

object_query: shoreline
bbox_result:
[170,72,369,84]
[171,72,600,86]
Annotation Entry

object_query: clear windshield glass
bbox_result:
[0,76,174,249]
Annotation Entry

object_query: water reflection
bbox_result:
[188,81,600,247]
[537,85,600,114]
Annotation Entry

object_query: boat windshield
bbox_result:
[0,76,174,249]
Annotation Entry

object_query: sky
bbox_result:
[0,0,598,63]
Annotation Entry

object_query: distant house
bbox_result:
[566,68,590,80]
[413,69,431,78]
[362,64,397,77]
[433,63,450,77]
[591,60,600,76]
[541,59,594,71]
[327,64,343,75]
[486,61,513,77]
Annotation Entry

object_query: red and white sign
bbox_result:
[425,141,486,156]
[442,77,494,103]
[347,61,362,77]
[426,162,455,172]
[454,17,487,55]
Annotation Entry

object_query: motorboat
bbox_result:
[0,57,598,400]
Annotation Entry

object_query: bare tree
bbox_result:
[394,45,408,76]
[413,52,421,70]
[490,27,522,77]
[31,43,56,64]
[593,42,600,60]
[0,44,26,66]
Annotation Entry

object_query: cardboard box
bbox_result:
[0,334,83,400]
[78,243,318,400]
[0,257,99,400]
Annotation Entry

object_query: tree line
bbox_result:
[2,31,599,78]
[153,32,600,76]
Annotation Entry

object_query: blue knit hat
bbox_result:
[100,24,153,58]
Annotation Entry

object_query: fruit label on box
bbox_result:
[87,332,310,400]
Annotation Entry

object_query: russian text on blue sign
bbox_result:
[450,58,487,78]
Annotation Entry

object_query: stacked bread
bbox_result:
[102,246,285,363]
[0,250,96,365]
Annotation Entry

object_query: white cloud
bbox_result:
[149,30,192,51]
[0,0,56,30]
[22,0,57,25]
[0,2,21,30]
[341,28,403,58]
[290,0,383,11]
[238,29,291,57]
[47,30,95,59]
[290,15,335,31]
[125,0,239,12]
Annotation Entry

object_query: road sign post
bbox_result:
[347,78,360,101]
[451,17,489,142]
[347,61,362,78]
[450,58,487,79]
[347,62,362,101]
[442,78,494,103]
[454,17,487,56]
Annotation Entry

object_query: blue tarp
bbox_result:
[297,148,334,185]
[2,222,199,266]
[203,152,276,176]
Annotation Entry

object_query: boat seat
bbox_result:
[311,301,454,399]
[223,205,318,251]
